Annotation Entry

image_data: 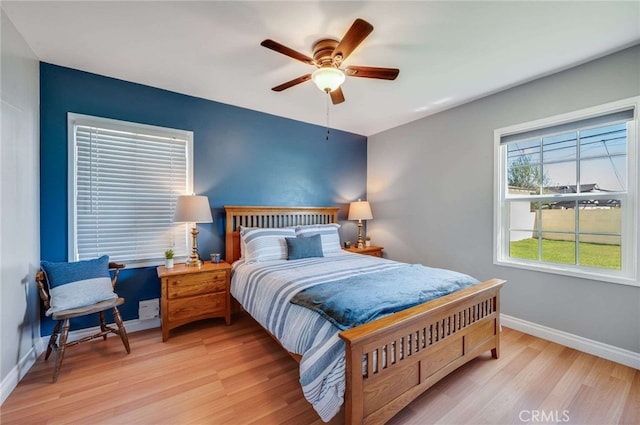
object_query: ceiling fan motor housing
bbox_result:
[313,39,340,67]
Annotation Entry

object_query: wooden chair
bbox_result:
[35,262,131,382]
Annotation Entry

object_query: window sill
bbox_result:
[494,258,638,287]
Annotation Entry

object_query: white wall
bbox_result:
[0,9,40,402]
[368,45,640,354]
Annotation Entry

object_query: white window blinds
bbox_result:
[69,114,193,265]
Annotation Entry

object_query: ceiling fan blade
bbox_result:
[332,18,374,62]
[330,87,345,105]
[271,74,312,92]
[261,39,315,65]
[345,66,399,80]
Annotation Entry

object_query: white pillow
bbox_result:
[295,223,341,254]
[241,227,296,263]
[238,226,256,259]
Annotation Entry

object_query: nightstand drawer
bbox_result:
[167,271,226,299]
[168,292,226,322]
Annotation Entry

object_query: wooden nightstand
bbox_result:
[157,261,232,342]
[344,245,384,257]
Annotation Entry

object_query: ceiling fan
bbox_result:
[261,18,399,105]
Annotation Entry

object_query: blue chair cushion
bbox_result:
[40,255,117,316]
[286,234,324,260]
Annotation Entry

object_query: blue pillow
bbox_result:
[40,255,117,316]
[286,234,324,260]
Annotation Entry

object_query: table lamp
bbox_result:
[173,195,213,267]
[348,199,373,249]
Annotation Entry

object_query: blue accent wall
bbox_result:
[40,62,367,335]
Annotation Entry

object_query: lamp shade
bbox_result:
[348,200,373,221]
[173,195,213,223]
[312,67,346,93]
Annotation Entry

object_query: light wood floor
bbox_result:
[2,313,638,425]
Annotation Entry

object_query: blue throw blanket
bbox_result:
[290,264,479,330]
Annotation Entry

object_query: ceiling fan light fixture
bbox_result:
[311,67,345,93]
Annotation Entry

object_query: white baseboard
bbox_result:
[0,340,43,405]
[0,318,160,405]
[501,314,640,370]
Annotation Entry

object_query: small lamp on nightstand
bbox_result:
[348,199,373,249]
[173,195,213,267]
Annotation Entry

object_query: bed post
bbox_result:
[491,290,501,359]
[224,207,236,263]
[344,341,364,425]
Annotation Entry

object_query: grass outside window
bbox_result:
[510,238,621,270]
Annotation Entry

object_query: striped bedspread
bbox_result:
[231,252,403,422]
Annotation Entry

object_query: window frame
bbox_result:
[67,113,194,268]
[494,97,639,286]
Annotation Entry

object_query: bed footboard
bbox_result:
[339,278,505,425]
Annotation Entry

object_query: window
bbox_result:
[494,98,638,285]
[68,113,193,267]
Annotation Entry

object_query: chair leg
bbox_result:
[45,321,61,360]
[113,307,131,354]
[52,319,70,383]
[99,311,108,340]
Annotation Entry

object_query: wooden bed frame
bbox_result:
[224,206,505,425]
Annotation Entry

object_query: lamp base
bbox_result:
[356,220,365,249]
[185,256,202,267]
[186,225,202,267]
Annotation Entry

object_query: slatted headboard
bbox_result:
[224,206,340,263]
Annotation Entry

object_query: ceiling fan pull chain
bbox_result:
[326,91,330,141]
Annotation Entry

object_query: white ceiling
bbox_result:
[3,1,639,136]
